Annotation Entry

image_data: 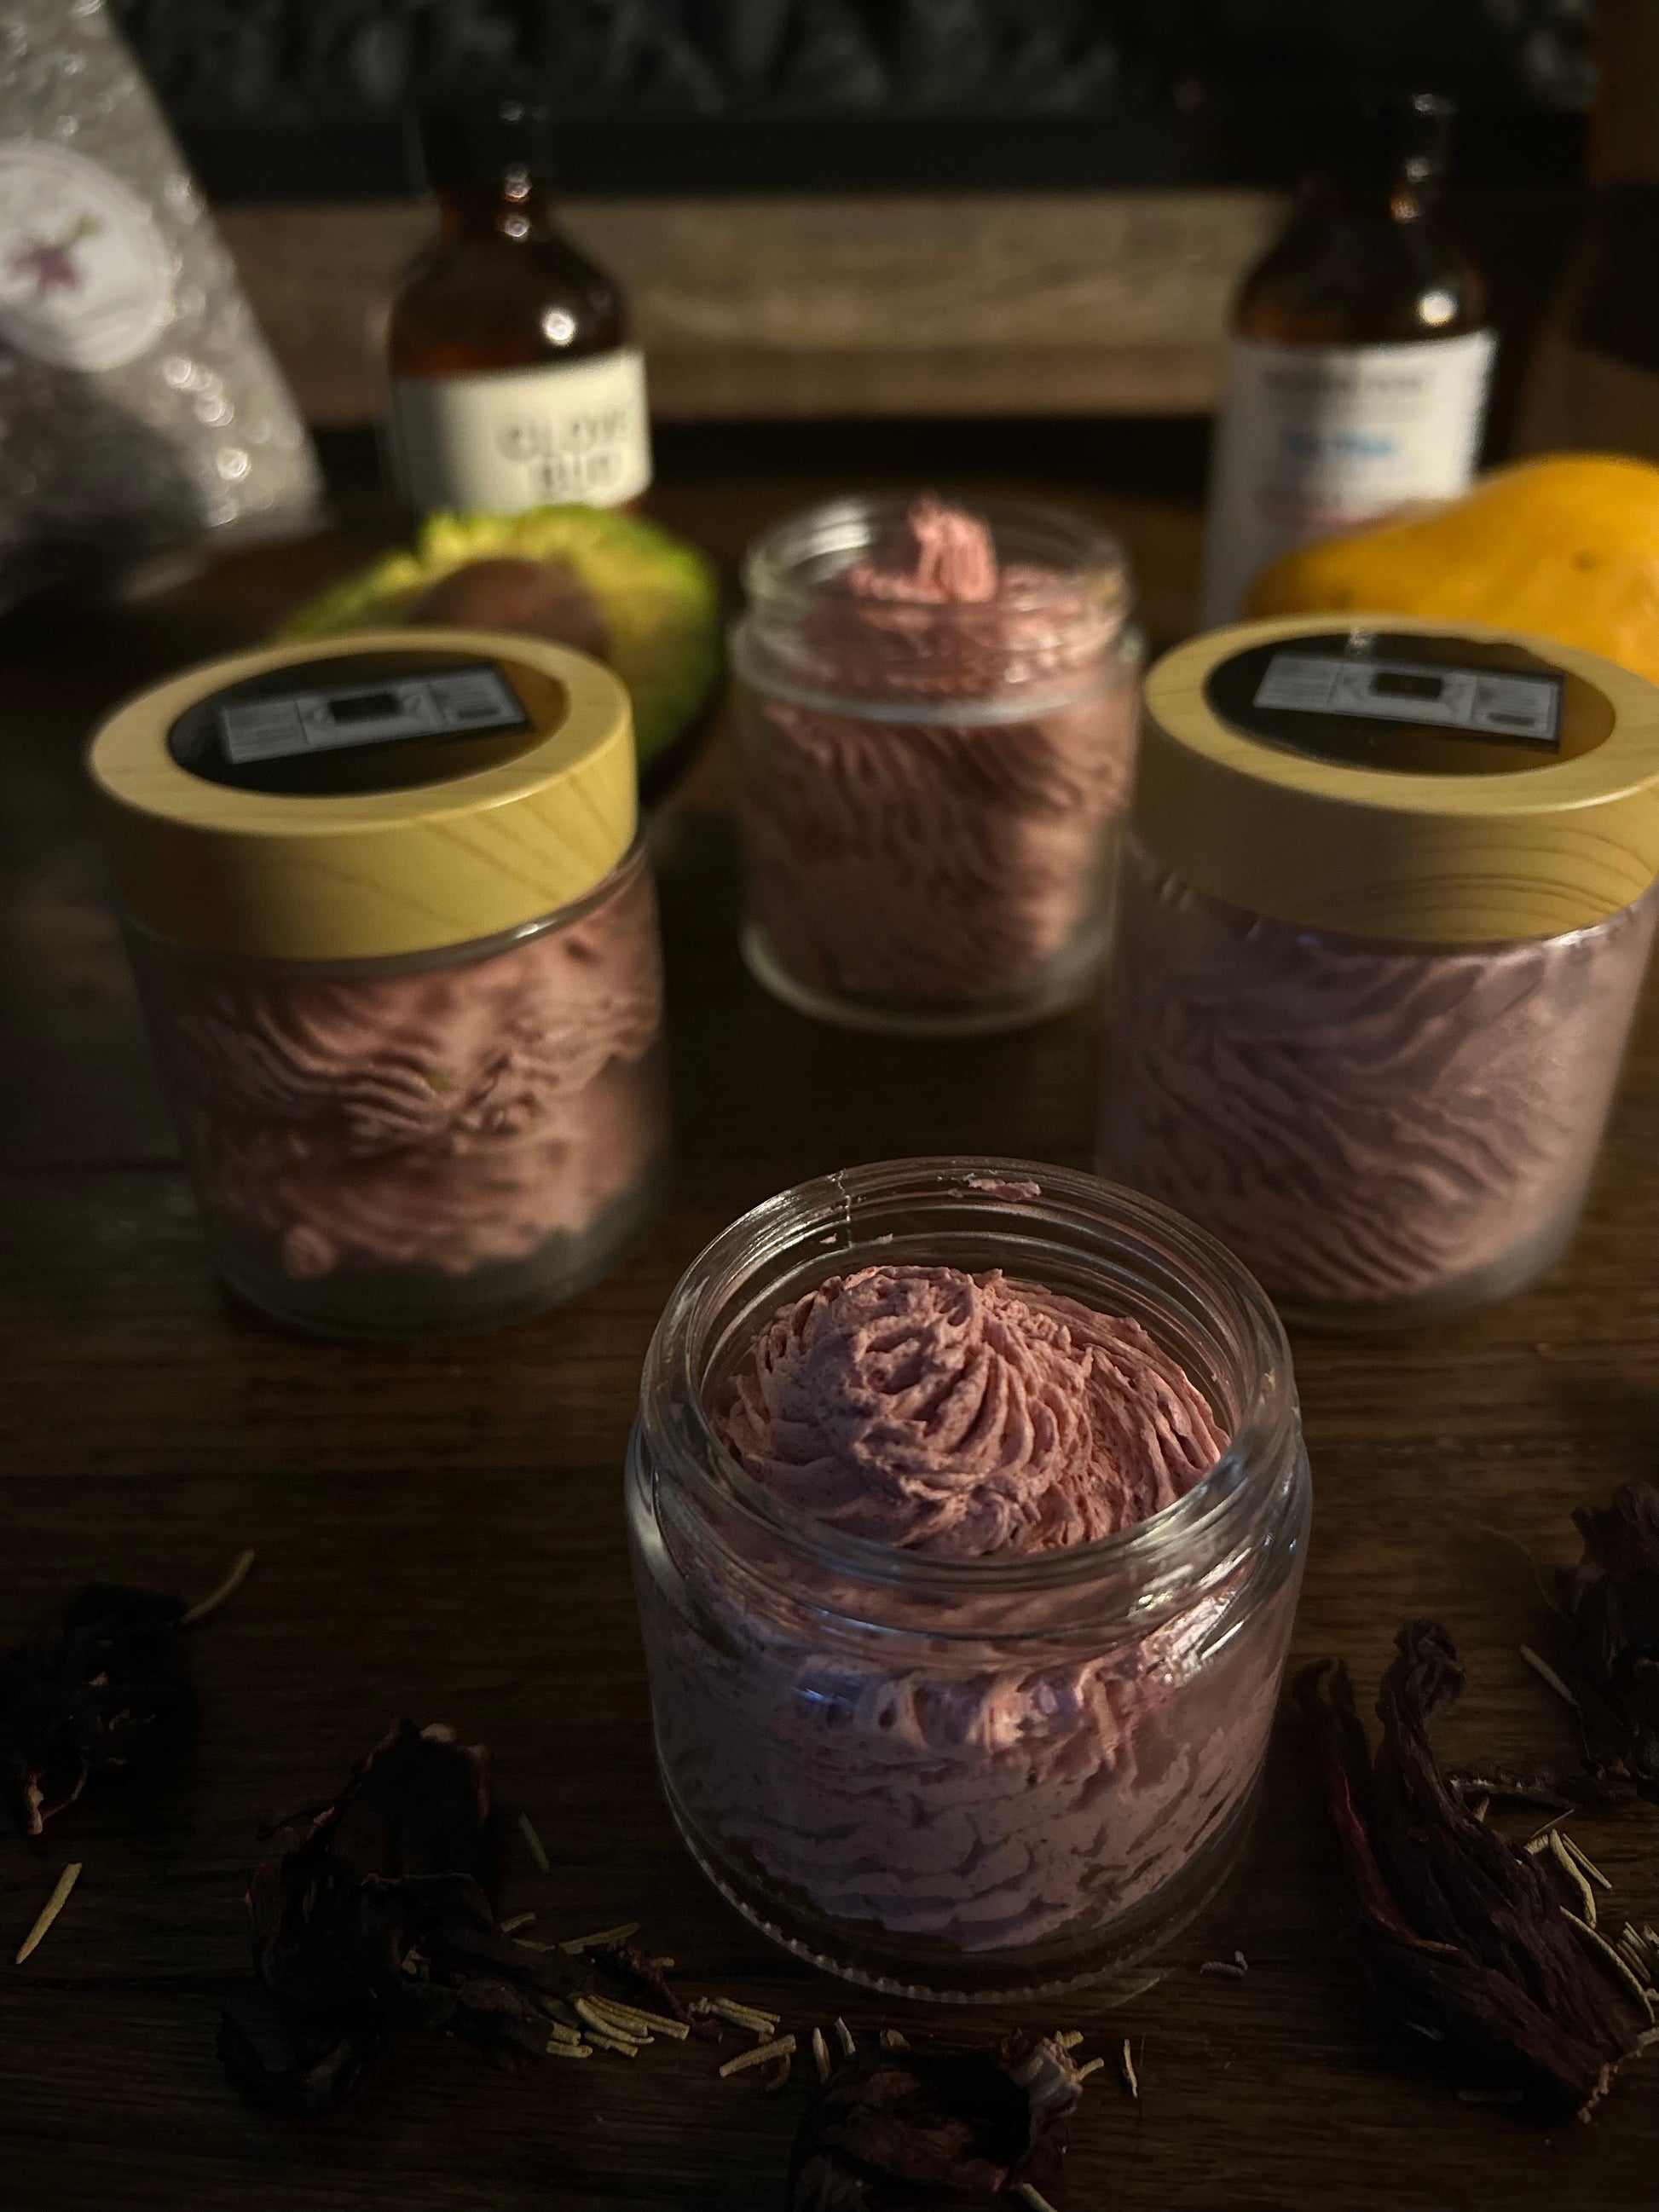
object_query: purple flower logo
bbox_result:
[9,211,99,298]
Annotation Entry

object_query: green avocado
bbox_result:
[281,506,723,774]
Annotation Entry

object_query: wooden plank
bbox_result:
[216,192,1285,424]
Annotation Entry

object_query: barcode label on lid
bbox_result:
[1252,651,1561,749]
[218,666,527,765]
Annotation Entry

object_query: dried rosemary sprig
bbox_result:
[14,1863,82,1964]
[1298,1623,1651,2120]
[720,2033,796,2078]
[181,1549,256,1627]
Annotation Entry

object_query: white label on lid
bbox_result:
[219,667,525,765]
[1200,329,1497,626]
[1253,650,1562,748]
[385,347,651,512]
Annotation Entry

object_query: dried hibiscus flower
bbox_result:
[1298,1621,1652,2120]
[790,2032,1082,2209]
[0,1582,194,1836]
[1559,1482,1659,1801]
[218,1720,607,2116]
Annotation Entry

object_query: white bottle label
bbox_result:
[1199,329,1497,626]
[386,347,651,512]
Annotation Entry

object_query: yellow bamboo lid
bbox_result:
[1136,615,1659,942]
[88,628,636,961]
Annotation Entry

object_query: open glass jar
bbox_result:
[626,1158,1309,2002]
[90,631,668,1337]
[1099,619,1659,1327]
[731,494,1142,1036]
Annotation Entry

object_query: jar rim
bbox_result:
[637,1156,1298,1605]
[741,493,1133,632]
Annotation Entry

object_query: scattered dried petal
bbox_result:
[1298,1625,1650,2121]
[0,1584,194,1835]
[1559,1482,1659,1799]
[14,1862,81,1964]
[218,1721,594,2116]
[1447,1768,1587,1814]
[789,2033,1081,2209]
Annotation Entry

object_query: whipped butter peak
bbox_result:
[713,1263,1228,1559]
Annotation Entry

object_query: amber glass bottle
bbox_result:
[1518,0,1659,459]
[384,101,650,516]
[1201,92,1493,625]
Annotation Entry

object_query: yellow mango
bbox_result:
[1244,453,1659,687]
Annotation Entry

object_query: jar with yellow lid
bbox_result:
[1097,617,1659,1326]
[89,631,668,1337]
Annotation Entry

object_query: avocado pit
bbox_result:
[408,556,610,664]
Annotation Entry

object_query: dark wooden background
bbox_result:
[2,430,1656,2210]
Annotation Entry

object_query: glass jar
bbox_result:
[126,840,668,1339]
[90,629,663,1337]
[626,1158,1309,2003]
[1100,839,1656,1328]
[731,494,1142,1037]
[1106,617,1659,1326]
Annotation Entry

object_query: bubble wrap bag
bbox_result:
[0,0,321,605]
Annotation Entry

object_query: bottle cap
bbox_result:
[416,100,557,190]
[88,631,636,961]
[1136,616,1659,944]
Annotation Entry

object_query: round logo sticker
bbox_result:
[0,141,173,372]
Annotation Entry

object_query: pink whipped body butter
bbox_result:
[90,631,668,1337]
[731,495,1141,1036]
[1099,618,1659,1326]
[627,1158,1309,2001]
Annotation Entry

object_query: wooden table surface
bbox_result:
[3,440,1657,2212]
